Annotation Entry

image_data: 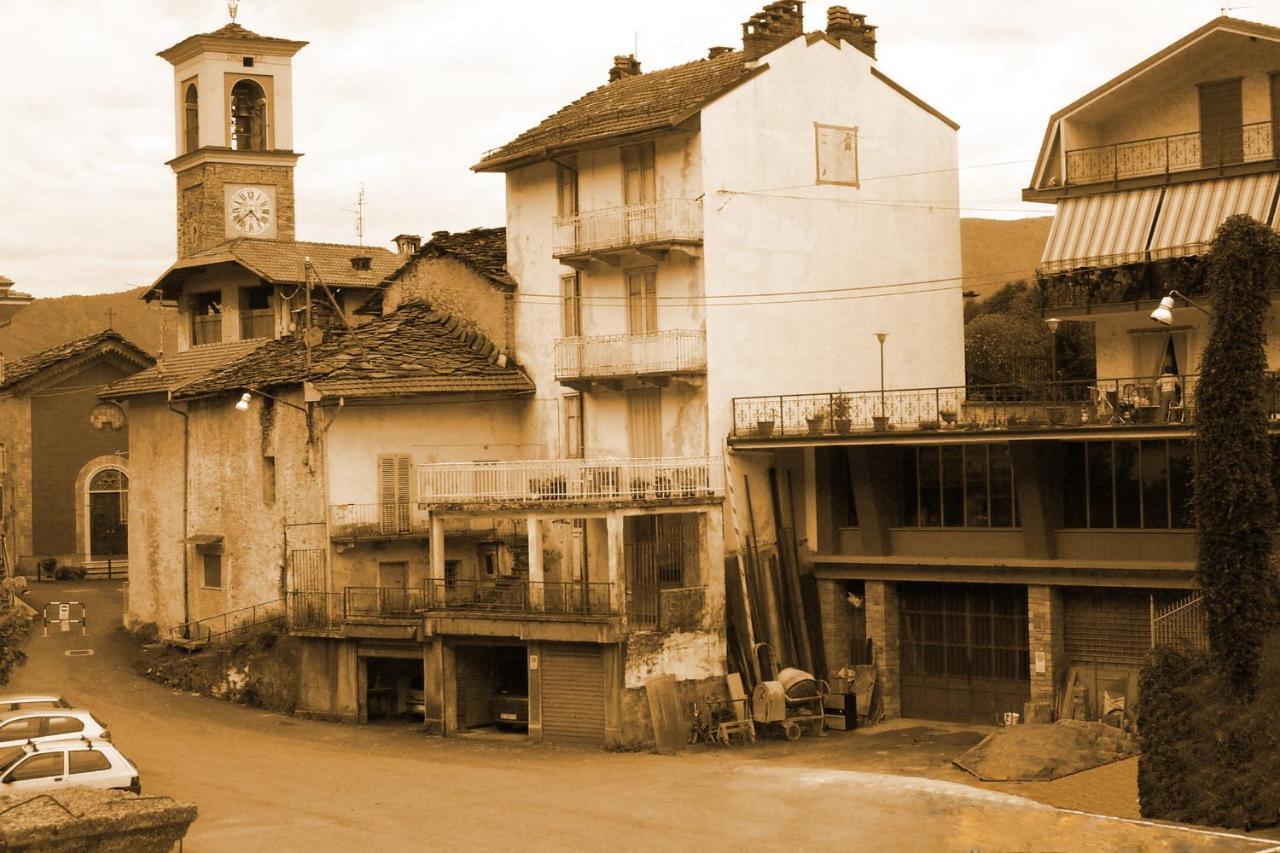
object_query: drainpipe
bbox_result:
[167,391,190,631]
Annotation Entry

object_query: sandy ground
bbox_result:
[6,580,1275,853]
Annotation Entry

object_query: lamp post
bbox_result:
[1046,317,1061,400]
[875,332,888,424]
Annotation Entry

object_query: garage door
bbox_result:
[899,583,1030,724]
[541,645,605,745]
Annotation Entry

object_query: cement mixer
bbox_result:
[751,645,828,740]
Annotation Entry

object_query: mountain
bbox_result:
[0,286,175,362]
[960,216,1051,301]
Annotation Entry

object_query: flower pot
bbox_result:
[871,416,889,431]
[1046,406,1068,426]
[756,420,775,437]
[940,411,957,426]
[835,418,852,434]
[807,416,826,435]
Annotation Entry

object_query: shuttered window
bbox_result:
[1199,78,1244,167]
[556,162,578,218]
[377,454,412,534]
[626,269,658,335]
[622,143,655,205]
[626,390,662,459]
[560,274,581,337]
[562,394,584,459]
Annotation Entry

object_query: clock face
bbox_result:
[229,186,273,235]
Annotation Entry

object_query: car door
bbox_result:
[3,752,68,792]
[0,715,43,747]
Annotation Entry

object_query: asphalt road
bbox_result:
[6,581,1275,853]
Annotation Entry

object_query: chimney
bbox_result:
[394,233,421,256]
[708,45,734,59]
[608,54,642,83]
[742,1,805,62]
[826,6,876,59]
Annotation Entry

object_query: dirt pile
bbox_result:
[954,720,1138,782]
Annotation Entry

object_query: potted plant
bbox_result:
[939,409,957,427]
[917,418,940,431]
[756,418,776,437]
[1046,405,1068,425]
[630,477,651,499]
[871,414,890,431]
[806,405,828,435]
[654,472,673,499]
[832,392,853,433]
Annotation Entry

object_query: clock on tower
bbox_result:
[158,20,307,256]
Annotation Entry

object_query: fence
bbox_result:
[417,456,722,505]
[344,586,426,619]
[553,198,702,256]
[554,330,706,381]
[424,578,616,616]
[1150,592,1208,654]
[287,591,344,633]
[169,598,283,644]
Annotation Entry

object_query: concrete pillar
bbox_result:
[421,638,446,735]
[816,578,852,678]
[428,514,445,605]
[865,580,901,719]
[1027,585,1065,708]
[606,510,625,616]
[527,515,545,610]
[526,642,542,742]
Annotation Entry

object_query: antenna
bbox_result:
[228,1,239,23]
[1220,4,1252,14]
[341,184,366,246]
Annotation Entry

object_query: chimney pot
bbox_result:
[394,234,422,256]
[608,53,642,83]
[826,7,876,58]
[708,45,734,59]
[742,1,804,62]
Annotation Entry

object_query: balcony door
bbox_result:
[622,143,657,241]
[626,269,658,335]
[627,389,662,460]
[1199,78,1243,167]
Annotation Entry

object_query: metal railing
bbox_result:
[727,373,1272,437]
[328,502,428,539]
[1151,592,1207,654]
[553,198,702,256]
[344,586,425,619]
[1064,121,1274,186]
[417,456,723,506]
[287,591,344,633]
[554,330,706,381]
[425,579,617,616]
[169,598,284,644]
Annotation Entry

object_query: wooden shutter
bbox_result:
[562,394,584,459]
[377,454,411,533]
[627,390,662,459]
[560,274,581,337]
[623,143,655,205]
[626,269,657,335]
[1199,78,1243,167]
[556,163,578,217]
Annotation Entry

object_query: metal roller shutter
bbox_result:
[1063,589,1152,666]
[541,645,605,745]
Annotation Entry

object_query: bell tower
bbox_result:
[158,14,307,256]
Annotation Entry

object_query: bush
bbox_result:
[0,609,31,685]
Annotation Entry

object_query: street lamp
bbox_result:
[234,388,309,413]
[875,332,888,422]
[1151,290,1210,325]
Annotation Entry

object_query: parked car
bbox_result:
[0,695,73,713]
[406,677,425,718]
[0,740,140,795]
[0,709,110,748]
[491,689,529,730]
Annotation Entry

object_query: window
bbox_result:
[1199,78,1243,167]
[1062,440,1194,529]
[43,717,83,737]
[562,394,584,459]
[203,552,222,589]
[191,291,223,346]
[0,717,41,740]
[7,753,63,782]
[230,79,268,151]
[828,448,858,527]
[626,269,658,335]
[815,123,860,187]
[240,287,274,340]
[556,162,578,218]
[69,750,111,774]
[560,274,581,337]
[444,560,460,590]
[377,455,412,534]
[902,445,1018,528]
[626,389,662,459]
[622,143,656,205]
[184,82,199,153]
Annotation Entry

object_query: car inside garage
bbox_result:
[454,644,528,733]
[362,656,423,723]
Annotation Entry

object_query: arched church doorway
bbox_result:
[88,468,128,560]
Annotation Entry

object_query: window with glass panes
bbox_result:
[1062,440,1193,529]
[901,445,1017,527]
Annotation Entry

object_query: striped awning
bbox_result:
[1148,173,1280,260]
[1040,187,1162,274]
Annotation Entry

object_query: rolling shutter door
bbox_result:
[1063,589,1151,666]
[541,644,605,745]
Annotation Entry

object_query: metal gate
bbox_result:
[540,644,606,745]
[899,583,1030,724]
[624,514,698,630]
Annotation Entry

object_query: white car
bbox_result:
[0,739,140,795]
[0,695,73,713]
[0,709,111,748]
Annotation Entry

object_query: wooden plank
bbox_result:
[726,673,748,722]
[645,673,685,754]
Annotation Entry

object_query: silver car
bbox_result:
[0,708,111,748]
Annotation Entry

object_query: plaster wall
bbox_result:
[700,37,964,454]
[124,397,187,632]
[169,52,296,153]
[383,257,514,353]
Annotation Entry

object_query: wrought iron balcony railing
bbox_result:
[553,198,702,257]
[344,586,426,619]
[425,579,617,616]
[554,330,706,382]
[417,456,722,506]
[1064,121,1274,186]
[729,372,1280,438]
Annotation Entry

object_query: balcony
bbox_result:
[416,456,723,509]
[730,373,1280,440]
[554,330,706,386]
[553,199,702,260]
[329,502,427,541]
[1064,121,1273,186]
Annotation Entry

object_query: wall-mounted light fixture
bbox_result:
[1151,290,1210,325]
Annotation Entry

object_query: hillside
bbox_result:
[0,287,174,362]
[960,216,1051,301]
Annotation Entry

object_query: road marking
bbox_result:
[64,649,94,657]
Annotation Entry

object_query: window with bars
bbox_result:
[901,444,1017,528]
[1062,440,1193,529]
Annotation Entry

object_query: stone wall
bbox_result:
[1028,584,1065,706]
[0,788,196,852]
[864,580,901,718]
[176,161,296,256]
[382,256,514,355]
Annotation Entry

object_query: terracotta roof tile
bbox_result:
[475,51,754,171]
[174,302,533,400]
[102,340,266,399]
[1,330,153,393]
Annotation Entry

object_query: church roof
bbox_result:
[173,301,534,401]
[157,22,308,64]
[1,329,153,395]
[144,239,406,302]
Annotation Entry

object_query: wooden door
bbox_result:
[1199,78,1243,167]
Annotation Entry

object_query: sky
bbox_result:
[0,0,1271,297]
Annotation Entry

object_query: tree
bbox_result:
[964,280,1094,385]
[1194,214,1280,699]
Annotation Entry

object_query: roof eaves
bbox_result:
[668,62,771,129]
[869,67,959,131]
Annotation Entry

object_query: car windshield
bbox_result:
[0,747,25,774]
